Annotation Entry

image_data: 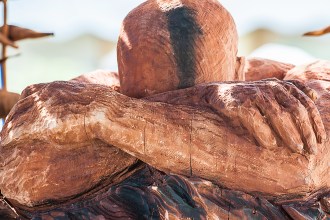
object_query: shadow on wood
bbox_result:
[0,90,20,119]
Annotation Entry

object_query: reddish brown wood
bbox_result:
[117,0,241,98]
[0,0,330,218]
[1,0,9,91]
[0,89,20,118]
[70,70,120,92]
[0,76,328,209]
[0,25,53,42]
[16,164,330,220]
[0,32,17,48]
[303,26,330,36]
[244,58,295,81]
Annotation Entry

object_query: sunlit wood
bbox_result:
[303,26,330,36]
[0,25,53,41]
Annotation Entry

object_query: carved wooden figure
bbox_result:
[117,0,243,98]
[1,0,330,219]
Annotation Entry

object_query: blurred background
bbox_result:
[1,0,330,94]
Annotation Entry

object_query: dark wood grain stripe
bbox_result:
[166,6,203,89]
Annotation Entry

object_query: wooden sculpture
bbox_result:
[2,61,330,219]
[117,0,243,98]
[1,0,330,219]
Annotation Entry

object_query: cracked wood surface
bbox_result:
[0,77,328,208]
[0,0,329,217]
[0,60,330,219]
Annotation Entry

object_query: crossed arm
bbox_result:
[0,60,329,207]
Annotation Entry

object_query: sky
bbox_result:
[4,0,330,42]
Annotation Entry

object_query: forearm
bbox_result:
[82,83,315,197]
[70,70,120,92]
[1,81,325,203]
[244,58,294,81]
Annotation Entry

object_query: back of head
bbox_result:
[118,0,239,98]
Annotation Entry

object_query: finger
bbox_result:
[254,86,304,154]
[208,96,278,149]
[282,81,326,144]
[285,80,318,101]
[237,101,277,149]
[205,86,269,147]
[272,83,318,154]
[260,79,318,101]
[206,90,240,123]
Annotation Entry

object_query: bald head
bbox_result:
[118,0,239,98]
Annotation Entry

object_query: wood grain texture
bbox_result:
[70,70,120,92]
[244,58,295,81]
[0,0,330,217]
[117,0,240,98]
[14,165,330,219]
[0,77,328,210]
[1,61,330,218]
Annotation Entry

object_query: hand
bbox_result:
[2,80,327,198]
[203,79,326,155]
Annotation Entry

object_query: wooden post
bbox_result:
[1,0,8,90]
